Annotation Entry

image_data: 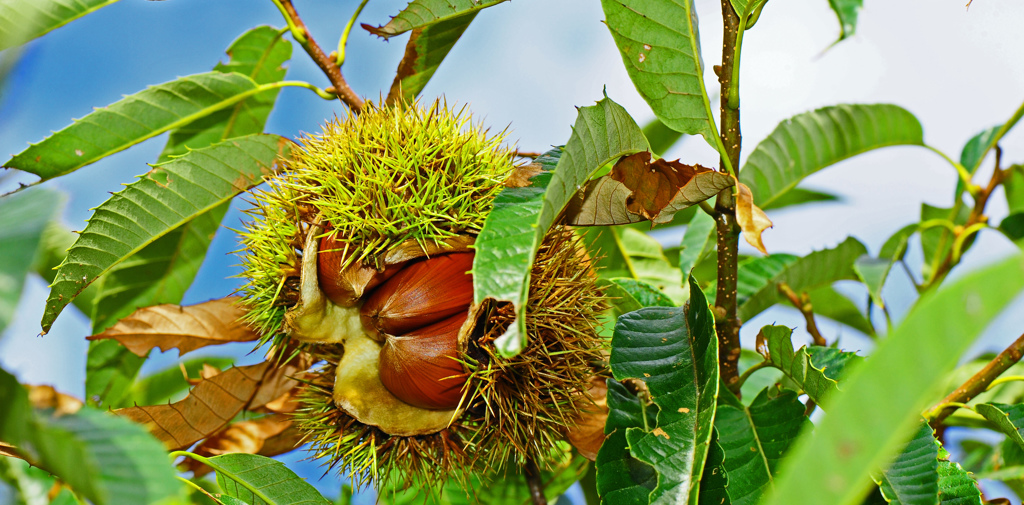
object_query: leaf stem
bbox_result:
[986,375,1024,390]
[736,359,770,388]
[337,0,370,67]
[176,476,225,505]
[172,451,276,504]
[926,330,1024,427]
[924,145,978,197]
[715,0,744,394]
[270,0,364,112]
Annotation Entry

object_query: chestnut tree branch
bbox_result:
[523,457,547,505]
[273,0,364,113]
[926,330,1024,427]
[778,283,827,346]
[715,0,743,394]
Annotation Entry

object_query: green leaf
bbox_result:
[875,423,939,505]
[763,253,1024,505]
[363,0,506,38]
[208,453,330,505]
[84,340,145,409]
[0,0,120,51]
[0,189,61,333]
[4,72,270,181]
[605,278,676,315]
[760,187,840,211]
[474,95,649,356]
[0,367,32,444]
[387,12,477,104]
[579,227,633,280]
[920,203,970,280]
[601,0,723,152]
[128,357,234,406]
[738,237,867,322]
[881,224,917,262]
[734,253,798,304]
[596,379,659,504]
[607,276,719,503]
[158,26,292,162]
[854,255,893,308]
[31,222,97,316]
[936,455,982,505]
[1003,164,1024,214]
[959,100,1024,174]
[41,134,288,333]
[999,213,1024,248]
[827,0,862,43]
[642,117,686,157]
[697,428,730,505]
[975,403,1024,450]
[805,285,875,337]
[714,386,808,505]
[805,346,863,382]
[618,228,687,304]
[757,325,843,406]
[678,210,716,275]
[740,104,923,208]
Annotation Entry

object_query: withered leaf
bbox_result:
[563,151,734,226]
[565,377,609,461]
[115,361,272,450]
[87,296,258,357]
[183,414,294,477]
[27,385,82,416]
[248,353,310,413]
[736,182,773,255]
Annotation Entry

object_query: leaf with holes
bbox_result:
[207,453,330,505]
[40,134,289,333]
[740,104,923,209]
[87,296,258,357]
[604,276,719,503]
[473,95,648,356]
[714,387,808,505]
[601,0,723,153]
[363,0,506,38]
[386,12,476,104]
[764,253,1024,505]
[4,72,279,181]
[0,0,121,51]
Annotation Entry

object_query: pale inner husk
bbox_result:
[284,225,460,436]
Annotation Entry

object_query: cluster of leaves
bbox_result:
[3,0,1024,504]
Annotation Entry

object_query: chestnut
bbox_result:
[379,312,469,410]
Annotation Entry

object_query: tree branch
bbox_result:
[715,0,743,394]
[926,330,1024,427]
[274,0,364,113]
[778,283,827,346]
[523,457,546,505]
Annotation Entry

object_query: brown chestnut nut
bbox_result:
[360,252,474,338]
[318,231,404,307]
[379,312,468,410]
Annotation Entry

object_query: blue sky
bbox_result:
[2,0,1024,501]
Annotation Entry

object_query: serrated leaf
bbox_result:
[88,296,258,357]
[738,237,867,322]
[855,255,895,308]
[763,253,1024,505]
[959,100,1024,174]
[828,0,862,43]
[562,152,733,226]
[714,387,808,505]
[678,209,716,274]
[364,0,506,39]
[31,222,98,316]
[0,0,120,51]
[474,96,649,356]
[0,189,61,333]
[805,346,863,382]
[115,361,272,450]
[761,187,839,211]
[41,134,289,333]
[936,457,982,505]
[129,356,235,406]
[697,428,730,505]
[607,276,719,503]
[975,403,1024,450]
[208,453,330,505]
[601,0,722,151]
[757,325,842,406]
[875,423,939,505]
[386,12,476,104]
[4,72,270,180]
[740,104,923,208]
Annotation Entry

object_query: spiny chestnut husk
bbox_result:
[237,99,608,490]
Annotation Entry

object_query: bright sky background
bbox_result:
[1,0,1023,501]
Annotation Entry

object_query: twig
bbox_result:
[273,0,364,113]
[523,457,547,505]
[777,283,826,346]
[513,151,544,158]
[926,330,1024,427]
[0,179,43,198]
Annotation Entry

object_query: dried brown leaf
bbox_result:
[248,353,310,412]
[562,151,734,226]
[27,385,82,415]
[736,182,773,254]
[565,378,609,461]
[114,361,272,450]
[87,296,258,357]
[504,162,544,188]
[183,414,294,477]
